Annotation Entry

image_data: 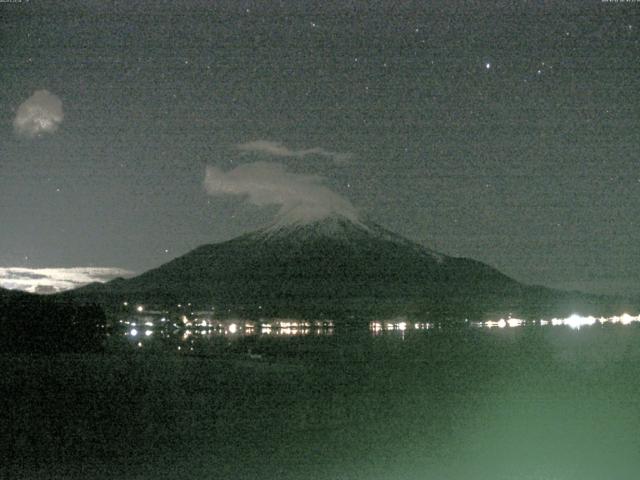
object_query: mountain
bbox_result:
[67,215,621,320]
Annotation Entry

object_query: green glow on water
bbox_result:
[4,324,640,479]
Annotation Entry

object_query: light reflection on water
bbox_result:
[369,313,640,337]
[119,313,640,349]
[120,317,335,348]
[470,313,640,330]
[369,319,433,334]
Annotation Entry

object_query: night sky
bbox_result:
[1,0,638,295]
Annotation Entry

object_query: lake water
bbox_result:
[3,318,640,479]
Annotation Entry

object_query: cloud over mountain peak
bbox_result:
[203,162,360,225]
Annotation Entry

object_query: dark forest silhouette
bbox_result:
[0,288,106,353]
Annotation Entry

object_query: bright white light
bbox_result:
[480,312,640,332]
[136,305,144,313]
[619,313,637,325]
[228,323,238,334]
[564,314,582,329]
[564,314,596,330]
[145,330,152,336]
[397,322,407,331]
[130,328,138,337]
[485,62,491,69]
[507,318,523,328]
[144,321,153,327]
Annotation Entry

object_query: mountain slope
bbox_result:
[68,216,612,319]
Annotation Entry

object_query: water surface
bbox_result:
[3,320,640,479]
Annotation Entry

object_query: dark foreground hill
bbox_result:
[68,216,627,320]
[0,287,106,353]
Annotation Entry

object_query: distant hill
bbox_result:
[67,215,628,321]
[0,287,106,353]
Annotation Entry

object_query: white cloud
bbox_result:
[13,90,64,138]
[237,140,352,164]
[204,162,360,224]
[0,267,133,294]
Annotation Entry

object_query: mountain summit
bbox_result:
[69,216,605,320]
[253,214,439,258]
